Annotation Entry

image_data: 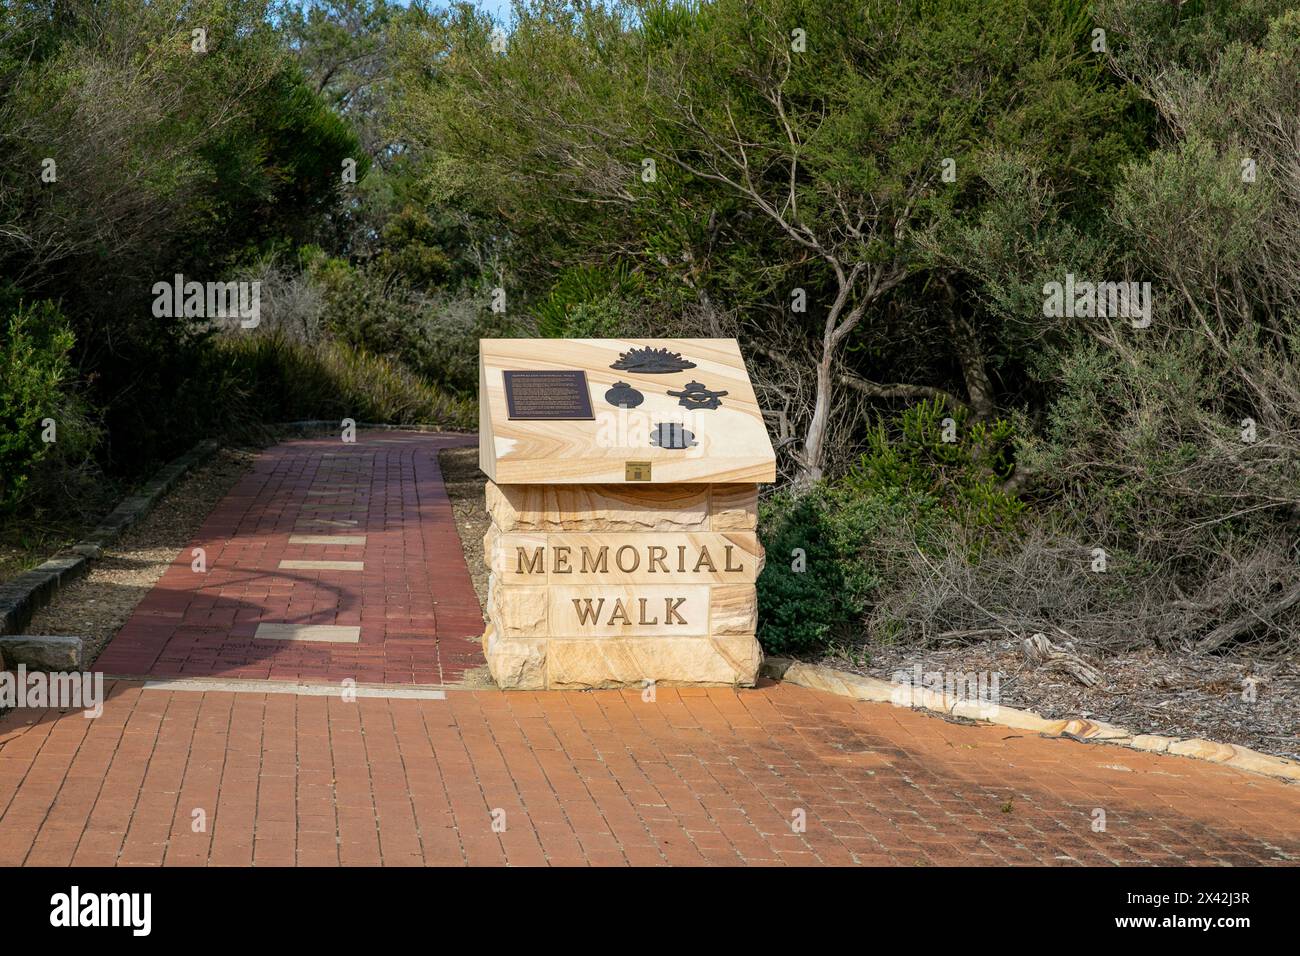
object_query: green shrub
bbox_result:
[375,206,464,288]
[0,301,100,512]
[311,255,499,396]
[757,490,846,655]
[198,332,475,432]
[757,401,1027,657]
[756,486,893,655]
[843,398,1024,544]
[533,265,639,338]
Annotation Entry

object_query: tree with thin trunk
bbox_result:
[397,0,1137,483]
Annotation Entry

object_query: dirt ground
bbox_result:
[438,445,489,613]
[816,638,1300,762]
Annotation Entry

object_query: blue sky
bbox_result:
[385,0,517,24]
[290,1,517,25]
[473,0,514,22]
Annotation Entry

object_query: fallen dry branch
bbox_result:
[1022,632,1103,687]
[1196,582,1300,654]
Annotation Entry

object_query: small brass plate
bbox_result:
[625,461,652,482]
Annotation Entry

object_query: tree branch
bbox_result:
[838,372,969,412]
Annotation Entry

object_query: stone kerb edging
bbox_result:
[761,656,1300,785]
[0,440,219,639]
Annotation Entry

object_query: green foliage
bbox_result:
[1111,137,1274,296]
[402,0,1141,289]
[1022,328,1299,545]
[758,399,1024,656]
[1098,0,1293,76]
[758,480,928,654]
[0,0,372,476]
[199,333,475,430]
[756,489,855,655]
[844,399,1024,539]
[375,207,462,287]
[395,0,1147,486]
[311,254,503,396]
[0,301,99,512]
[533,264,639,337]
[197,64,369,254]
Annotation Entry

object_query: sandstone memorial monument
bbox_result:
[478,338,777,689]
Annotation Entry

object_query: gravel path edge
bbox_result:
[0,440,218,639]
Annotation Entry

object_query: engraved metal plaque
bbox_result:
[667,380,728,411]
[650,422,697,449]
[610,346,696,373]
[503,369,595,420]
[625,461,652,481]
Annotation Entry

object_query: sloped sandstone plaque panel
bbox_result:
[478,338,774,689]
[480,339,775,485]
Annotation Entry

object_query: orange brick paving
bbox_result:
[6,428,1297,866]
[1,679,1296,866]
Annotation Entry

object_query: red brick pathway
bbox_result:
[1,681,1296,866]
[93,431,484,685]
[4,430,1297,866]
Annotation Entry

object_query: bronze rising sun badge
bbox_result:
[609,346,697,374]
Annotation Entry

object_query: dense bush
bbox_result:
[196,332,476,433]
[758,401,1024,655]
[533,265,641,338]
[756,490,859,655]
[400,0,1145,482]
[0,301,100,513]
[312,254,503,397]
[844,400,1024,543]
